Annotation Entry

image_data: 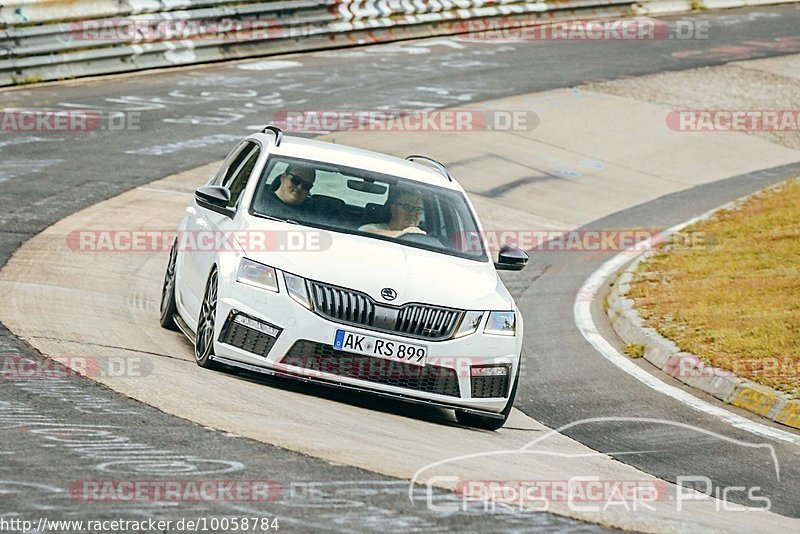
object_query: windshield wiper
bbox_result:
[253,213,300,225]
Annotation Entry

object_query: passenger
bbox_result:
[359,188,426,238]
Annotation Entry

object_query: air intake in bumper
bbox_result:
[281,340,461,397]
[218,311,281,358]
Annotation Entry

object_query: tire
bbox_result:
[195,268,222,370]
[159,239,180,331]
[456,363,521,431]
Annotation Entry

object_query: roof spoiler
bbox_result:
[261,125,283,147]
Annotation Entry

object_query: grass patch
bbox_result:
[628,179,800,399]
[624,343,645,359]
[689,0,705,11]
[12,74,42,86]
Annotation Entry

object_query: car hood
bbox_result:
[238,222,512,310]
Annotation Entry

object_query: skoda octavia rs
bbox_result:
[159,125,528,430]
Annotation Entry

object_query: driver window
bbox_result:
[211,142,249,186]
[226,146,260,209]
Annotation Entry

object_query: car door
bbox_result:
[205,140,261,250]
[178,141,251,326]
[188,142,262,324]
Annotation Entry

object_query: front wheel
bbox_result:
[159,239,180,331]
[195,268,222,370]
[456,364,520,431]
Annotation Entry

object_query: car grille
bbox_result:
[306,280,463,340]
[471,374,510,399]
[219,314,280,358]
[281,341,461,397]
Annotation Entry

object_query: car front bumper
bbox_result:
[212,278,522,414]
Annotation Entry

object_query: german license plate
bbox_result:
[333,329,427,367]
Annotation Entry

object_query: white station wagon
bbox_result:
[160,125,528,430]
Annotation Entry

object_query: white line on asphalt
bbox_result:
[574,197,800,448]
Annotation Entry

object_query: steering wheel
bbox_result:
[397,232,442,247]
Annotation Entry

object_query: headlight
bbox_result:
[453,311,485,338]
[236,258,278,292]
[283,272,311,309]
[484,311,516,336]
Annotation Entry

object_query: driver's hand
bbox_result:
[399,227,426,236]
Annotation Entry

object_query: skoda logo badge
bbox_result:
[381,288,397,301]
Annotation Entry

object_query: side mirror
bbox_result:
[195,185,233,217]
[495,244,528,271]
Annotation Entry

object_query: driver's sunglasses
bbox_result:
[288,174,314,192]
[395,202,424,215]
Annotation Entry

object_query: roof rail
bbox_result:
[405,155,453,182]
[262,125,283,147]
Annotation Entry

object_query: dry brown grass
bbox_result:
[628,179,800,399]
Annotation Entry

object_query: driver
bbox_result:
[274,164,316,207]
[259,164,317,219]
[359,187,426,238]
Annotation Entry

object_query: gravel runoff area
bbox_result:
[586,54,800,151]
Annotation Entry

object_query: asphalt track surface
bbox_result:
[2,4,800,529]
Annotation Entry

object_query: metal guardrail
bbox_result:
[1,1,333,58]
[0,0,647,86]
[1,0,261,26]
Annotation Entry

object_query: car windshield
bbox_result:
[250,156,487,261]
